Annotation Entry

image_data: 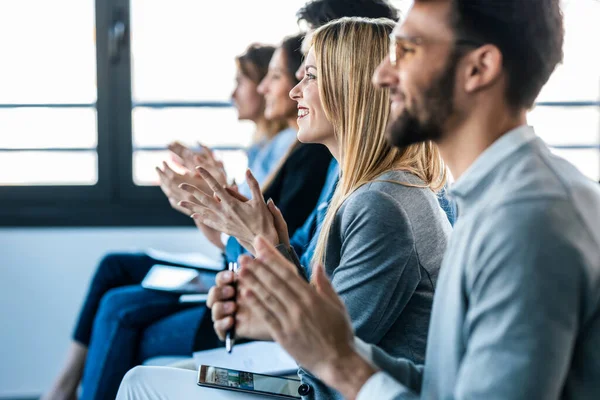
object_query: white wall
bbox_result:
[0,227,220,398]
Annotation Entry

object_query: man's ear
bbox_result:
[463,44,503,94]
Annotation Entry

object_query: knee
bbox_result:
[95,287,135,323]
[117,366,150,400]
[90,253,127,287]
[118,366,197,399]
[94,253,136,278]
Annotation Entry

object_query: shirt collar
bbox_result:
[449,125,538,204]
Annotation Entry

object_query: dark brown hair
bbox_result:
[279,34,304,86]
[235,43,276,84]
[447,0,564,110]
[296,0,398,29]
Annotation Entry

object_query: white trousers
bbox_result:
[116,366,274,400]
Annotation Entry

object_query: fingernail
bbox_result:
[267,198,273,204]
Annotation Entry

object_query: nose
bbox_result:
[257,77,268,95]
[372,56,398,90]
[289,80,303,101]
[295,62,305,82]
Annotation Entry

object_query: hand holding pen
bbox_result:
[206,256,276,344]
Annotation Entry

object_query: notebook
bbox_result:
[141,264,217,294]
[146,248,223,270]
[193,342,298,376]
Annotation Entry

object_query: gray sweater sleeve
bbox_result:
[331,189,422,344]
[355,337,424,396]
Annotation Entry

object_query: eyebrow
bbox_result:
[392,33,420,42]
[305,65,317,71]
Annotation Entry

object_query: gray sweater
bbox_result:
[296,170,452,400]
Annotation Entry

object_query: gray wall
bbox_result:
[0,227,219,398]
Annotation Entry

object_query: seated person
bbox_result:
[118,16,452,400]
[42,36,331,400]
[121,1,600,399]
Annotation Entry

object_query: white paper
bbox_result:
[179,294,209,303]
[193,342,298,376]
[146,248,223,270]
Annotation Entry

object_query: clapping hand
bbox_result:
[178,168,280,255]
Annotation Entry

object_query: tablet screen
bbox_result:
[198,365,301,399]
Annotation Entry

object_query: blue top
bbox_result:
[437,187,456,226]
[292,159,339,267]
[356,125,600,400]
[238,127,297,198]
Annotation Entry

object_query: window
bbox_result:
[0,1,98,187]
[528,0,600,182]
[2,0,599,226]
[0,0,306,226]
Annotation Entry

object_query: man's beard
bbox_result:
[387,50,460,149]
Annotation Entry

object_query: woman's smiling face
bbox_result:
[289,47,334,145]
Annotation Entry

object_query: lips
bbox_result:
[297,106,309,119]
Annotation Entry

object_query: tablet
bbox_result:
[197,365,305,399]
[141,264,218,294]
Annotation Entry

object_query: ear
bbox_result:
[462,44,503,94]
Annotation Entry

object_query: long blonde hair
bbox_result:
[311,17,447,267]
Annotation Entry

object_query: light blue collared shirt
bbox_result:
[356,125,600,399]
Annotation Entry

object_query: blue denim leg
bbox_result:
[80,285,191,400]
[73,252,166,346]
[138,306,220,361]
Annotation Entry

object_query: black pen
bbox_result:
[225,261,237,353]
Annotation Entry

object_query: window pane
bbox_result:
[0,108,97,149]
[0,0,96,104]
[550,148,600,182]
[133,149,248,186]
[130,0,307,102]
[0,151,97,186]
[528,106,599,146]
[536,0,600,102]
[133,107,254,148]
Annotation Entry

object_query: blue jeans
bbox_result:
[73,253,220,400]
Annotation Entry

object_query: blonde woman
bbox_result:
[117,17,451,400]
